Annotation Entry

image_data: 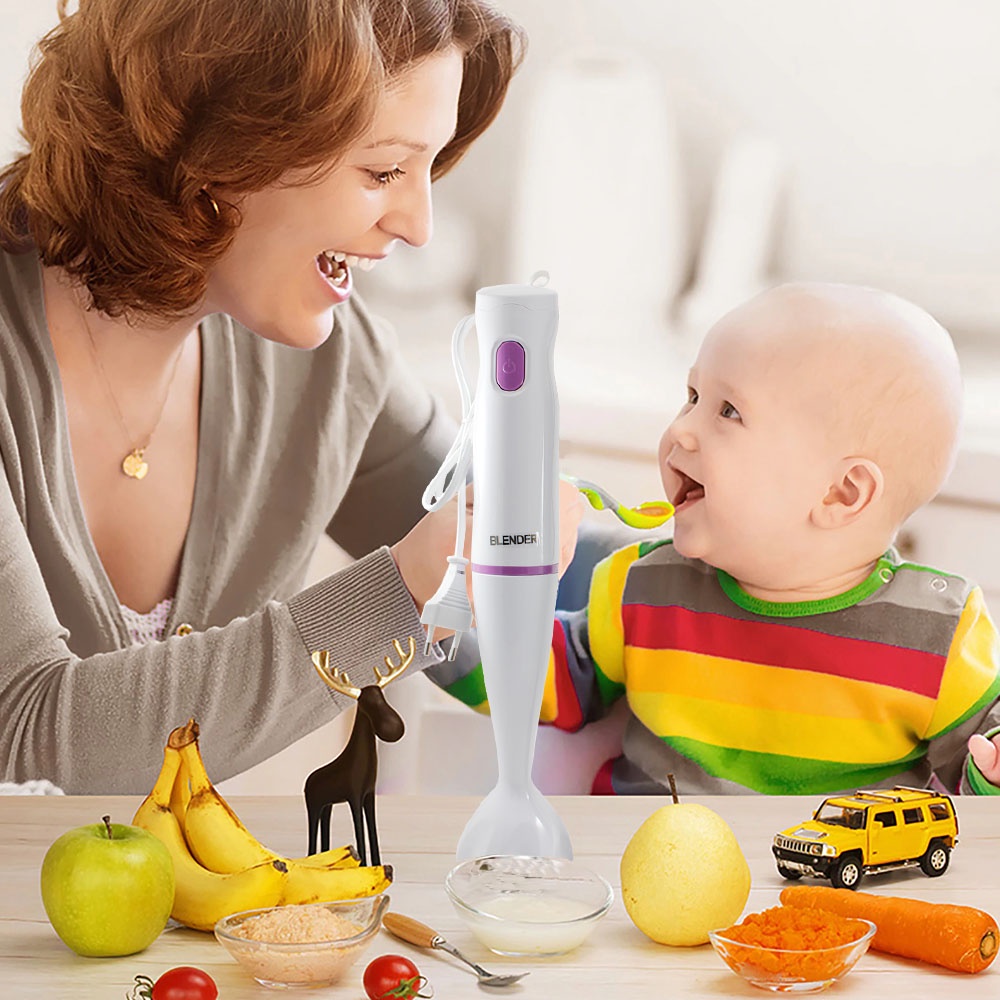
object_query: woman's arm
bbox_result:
[0,464,440,794]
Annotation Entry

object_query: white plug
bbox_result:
[420,554,473,661]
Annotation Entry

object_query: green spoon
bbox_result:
[562,474,675,529]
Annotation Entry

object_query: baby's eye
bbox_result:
[720,401,742,420]
[686,386,699,405]
[365,166,406,186]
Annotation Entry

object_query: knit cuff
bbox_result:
[286,546,442,678]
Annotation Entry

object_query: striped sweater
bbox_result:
[428,540,1000,796]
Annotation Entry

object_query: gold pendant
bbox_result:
[122,448,149,480]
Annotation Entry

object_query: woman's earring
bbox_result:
[200,188,221,221]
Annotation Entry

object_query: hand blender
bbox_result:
[455,279,573,861]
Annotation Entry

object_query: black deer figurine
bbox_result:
[304,636,414,865]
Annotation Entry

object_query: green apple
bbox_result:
[40,815,174,957]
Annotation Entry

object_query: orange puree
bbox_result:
[717,906,869,980]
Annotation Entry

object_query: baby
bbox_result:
[428,281,1000,797]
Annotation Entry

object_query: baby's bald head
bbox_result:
[707,282,962,522]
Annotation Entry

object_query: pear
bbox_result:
[620,785,750,946]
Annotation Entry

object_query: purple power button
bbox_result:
[496,340,525,391]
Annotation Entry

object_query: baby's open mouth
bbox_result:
[672,469,705,512]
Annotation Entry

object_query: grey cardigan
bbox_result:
[0,248,454,793]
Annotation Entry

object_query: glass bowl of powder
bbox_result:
[215,893,389,988]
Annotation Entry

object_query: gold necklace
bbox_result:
[79,307,185,481]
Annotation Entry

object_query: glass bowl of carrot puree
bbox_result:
[709,905,876,992]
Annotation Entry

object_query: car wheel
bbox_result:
[830,854,863,890]
[777,865,803,880]
[920,840,950,877]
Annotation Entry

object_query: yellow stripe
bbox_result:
[627,647,933,728]
[587,544,640,685]
[539,649,558,723]
[925,587,1000,738]
[629,689,925,763]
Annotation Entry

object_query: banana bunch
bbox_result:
[132,719,392,932]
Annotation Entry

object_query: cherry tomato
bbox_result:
[363,954,432,1000]
[128,967,218,1000]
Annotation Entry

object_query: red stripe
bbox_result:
[550,620,584,731]
[622,604,945,698]
[591,757,617,795]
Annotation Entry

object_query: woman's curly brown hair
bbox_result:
[0,0,525,321]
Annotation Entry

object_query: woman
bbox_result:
[0,0,581,793]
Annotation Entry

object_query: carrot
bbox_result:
[780,885,998,974]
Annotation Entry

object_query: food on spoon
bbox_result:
[780,885,999,973]
[619,776,750,946]
[39,814,174,957]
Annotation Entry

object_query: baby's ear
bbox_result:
[812,458,884,529]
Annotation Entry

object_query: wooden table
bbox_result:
[2,795,998,998]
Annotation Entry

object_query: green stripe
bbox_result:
[587,604,627,706]
[965,756,1000,795]
[444,664,488,709]
[664,734,927,794]
[926,670,1000,739]
[638,538,673,560]
[717,554,894,618]
[593,663,625,707]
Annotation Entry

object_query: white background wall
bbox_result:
[4,2,998,338]
[444,0,1000,338]
[0,7,58,154]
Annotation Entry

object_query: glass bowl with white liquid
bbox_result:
[444,856,613,957]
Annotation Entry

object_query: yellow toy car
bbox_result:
[772,786,958,890]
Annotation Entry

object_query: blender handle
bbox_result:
[383,912,442,949]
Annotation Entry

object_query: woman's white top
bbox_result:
[120,597,174,645]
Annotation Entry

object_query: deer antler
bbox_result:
[373,636,415,689]
[311,650,362,700]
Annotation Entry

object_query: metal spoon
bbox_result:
[382,912,529,988]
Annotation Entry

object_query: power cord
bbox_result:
[420,314,476,661]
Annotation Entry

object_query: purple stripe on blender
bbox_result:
[471,563,559,576]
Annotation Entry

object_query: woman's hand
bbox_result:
[390,479,584,615]
[390,493,473,616]
[556,476,585,573]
